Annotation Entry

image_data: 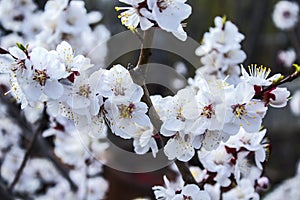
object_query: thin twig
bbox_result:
[254,67,300,99]
[0,180,13,200]
[0,93,78,192]
[8,105,49,192]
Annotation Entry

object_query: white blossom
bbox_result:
[198,144,233,187]
[147,0,191,41]
[226,128,267,169]
[269,87,290,108]
[115,0,154,31]
[100,64,143,102]
[160,88,199,137]
[222,82,267,135]
[164,134,195,162]
[222,179,259,200]
[278,49,297,67]
[241,64,281,86]
[273,0,299,30]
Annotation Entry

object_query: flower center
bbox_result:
[201,104,215,119]
[283,10,291,18]
[231,103,247,119]
[248,64,271,80]
[119,103,135,119]
[183,195,192,200]
[77,84,91,98]
[176,106,186,121]
[157,0,170,12]
[33,69,49,86]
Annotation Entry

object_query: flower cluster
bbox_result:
[0,0,299,200]
[0,40,158,158]
[115,0,192,41]
[0,0,110,65]
[194,16,246,84]
[153,127,269,199]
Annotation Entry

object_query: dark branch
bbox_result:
[8,105,49,191]
[130,29,198,186]
[0,93,78,193]
[254,66,300,99]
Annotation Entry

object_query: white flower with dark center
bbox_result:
[104,99,151,139]
[20,47,68,102]
[1,46,29,74]
[198,143,234,187]
[100,64,143,102]
[226,128,267,170]
[0,0,36,32]
[192,78,225,135]
[273,0,299,30]
[241,64,281,86]
[115,0,154,31]
[66,70,104,118]
[222,82,267,135]
[160,88,200,137]
[147,0,192,41]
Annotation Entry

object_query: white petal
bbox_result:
[139,15,154,30]
[44,80,63,99]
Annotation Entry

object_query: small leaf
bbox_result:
[16,42,27,52]
[293,64,300,73]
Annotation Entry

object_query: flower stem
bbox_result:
[254,67,300,99]
[0,92,78,193]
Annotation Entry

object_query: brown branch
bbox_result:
[253,67,300,99]
[175,161,198,185]
[8,105,48,191]
[130,29,198,186]
[0,93,78,192]
[0,181,13,200]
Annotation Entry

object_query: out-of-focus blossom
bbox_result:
[273,0,299,30]
[278,49,297,67]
